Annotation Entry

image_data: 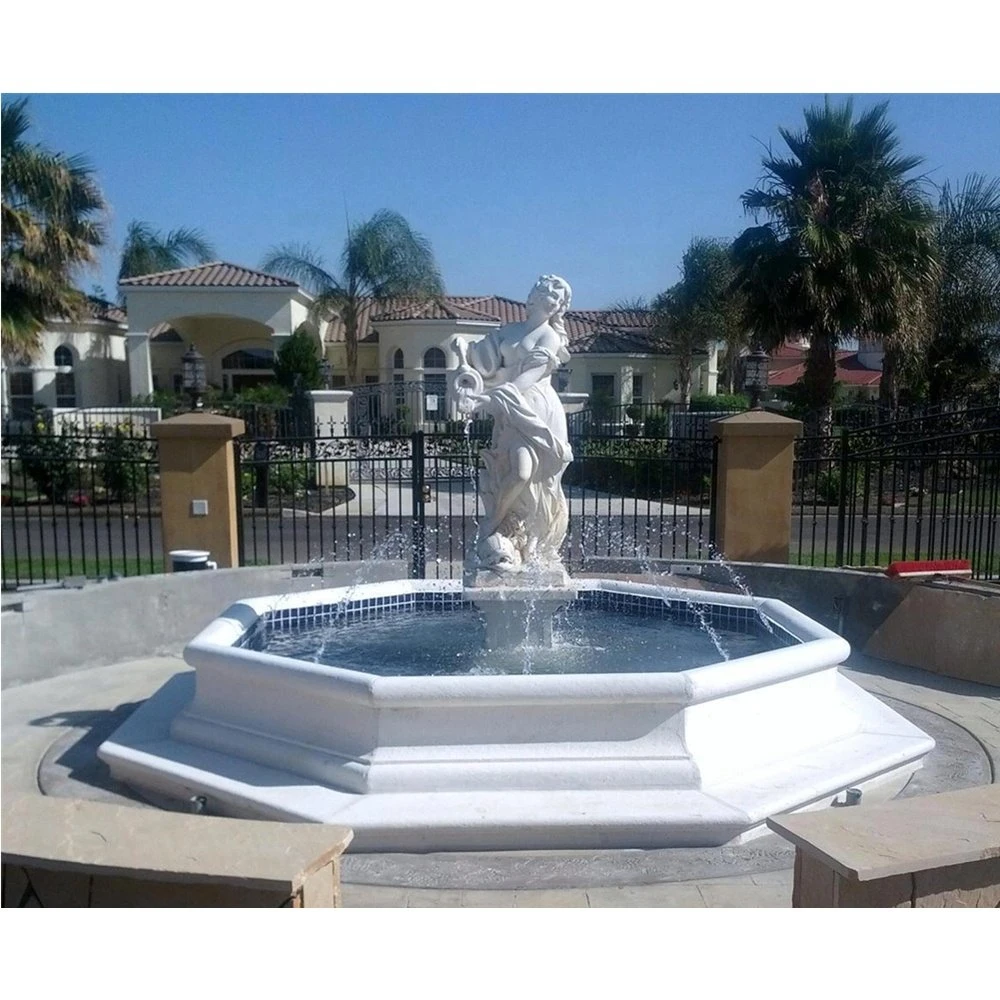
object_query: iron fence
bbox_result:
[566,402,744,439]
[2,423,161,589]
[792,406,1000,579]
[235,427,718,578]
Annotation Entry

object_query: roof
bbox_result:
[769,347,882,388]
[326,296,671,356]
[85,298,126,325]
[119,261,299,289]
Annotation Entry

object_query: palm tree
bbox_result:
[262,210,444,385]
[732,98,938,432]
[2,98,107,362]
[651,237,741,406]
[925,174,1000,403]
[118,220,216,289]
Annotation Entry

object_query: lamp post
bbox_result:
[181,344,206,412]
[743,345,770,411]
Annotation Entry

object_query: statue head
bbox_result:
[527,274,572,321]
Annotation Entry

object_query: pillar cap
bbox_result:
[152,413,246,440]
[309,390,354,402]
[712,410,803,438]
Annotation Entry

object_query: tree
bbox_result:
[118,220,215,289]
[925,174,1000,403]
[272,324,323,390]
[2,98,107,362]
[652,237,741,406]
[732,98,938,432]
[262,209,444,385]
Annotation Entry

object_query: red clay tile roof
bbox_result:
[85,298,127,324]
[327,296,671,356]
[119,261,298,289]
[373,298,503,323]
[768,348,881,388]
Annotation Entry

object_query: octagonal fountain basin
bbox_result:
[98,578,934,852]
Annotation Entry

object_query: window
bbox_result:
[222,348,274,370]
[423,347,446,369]
[9,372,34,420]
[555,367,571,393]
[365,375,381,423]
[423,373,447,420]
[591,374,616,421]
[330,375,347,388]
[393,349,404,370]
[631,375,644,406]
[591,374,615,399]
[54,346,76,407]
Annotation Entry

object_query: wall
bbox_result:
[0,561,408,689]
[2,323,128,417]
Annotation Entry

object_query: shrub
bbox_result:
[643,411,669,438]
[814,467,861,505]
[96,427,153,502]
[16,422,84,501]
[689,393,748,412]
[273,326,322,390]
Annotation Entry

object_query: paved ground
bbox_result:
[3,648,996,907]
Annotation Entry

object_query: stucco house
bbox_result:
[2,261,719,424]
[0,298,129,425]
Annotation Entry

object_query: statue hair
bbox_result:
[534,274,572,349]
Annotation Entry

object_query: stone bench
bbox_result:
[767,784,1000,907]
[2,797,352,908]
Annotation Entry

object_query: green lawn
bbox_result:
[791,549,999,578]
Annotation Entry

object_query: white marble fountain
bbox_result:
[99,275,934,851]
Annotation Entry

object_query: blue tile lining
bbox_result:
[237,587,797,650]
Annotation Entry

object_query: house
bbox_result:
[2,262,720,422]
[0,298,129,425]
[768,339,883,400]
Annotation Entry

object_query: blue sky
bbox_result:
[16,93,1000,309]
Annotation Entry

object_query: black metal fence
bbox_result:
[2,423,161,589]
[234,427,718,578]
[566,401,745,439]
[792,406,1000,579]
[5,402,996,590]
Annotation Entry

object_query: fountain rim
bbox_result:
[182,577,852,708]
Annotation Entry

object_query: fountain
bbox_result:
[98,275,935,851]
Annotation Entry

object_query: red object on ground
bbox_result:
[886,559,972,579]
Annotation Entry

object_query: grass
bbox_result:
[791,549,1000,578]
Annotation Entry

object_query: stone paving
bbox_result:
[2,650,996,908]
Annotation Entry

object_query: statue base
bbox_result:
[463,563,571,590]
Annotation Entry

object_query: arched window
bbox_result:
[54,346,76,407]
[423,347,446,369]
[221,348,274,370]
[393,349,404,369]
[220,347,275,393]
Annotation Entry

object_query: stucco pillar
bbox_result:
[309,390,353,488]
[152,414,245,569]
[309,389,352,436]
[711,411,802,564]
[558,392,589,416]
[127,332,153,398]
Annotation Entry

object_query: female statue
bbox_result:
[452,274,574,576]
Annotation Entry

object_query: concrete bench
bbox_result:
[767,784,1000,907]
[2,797,352,908]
